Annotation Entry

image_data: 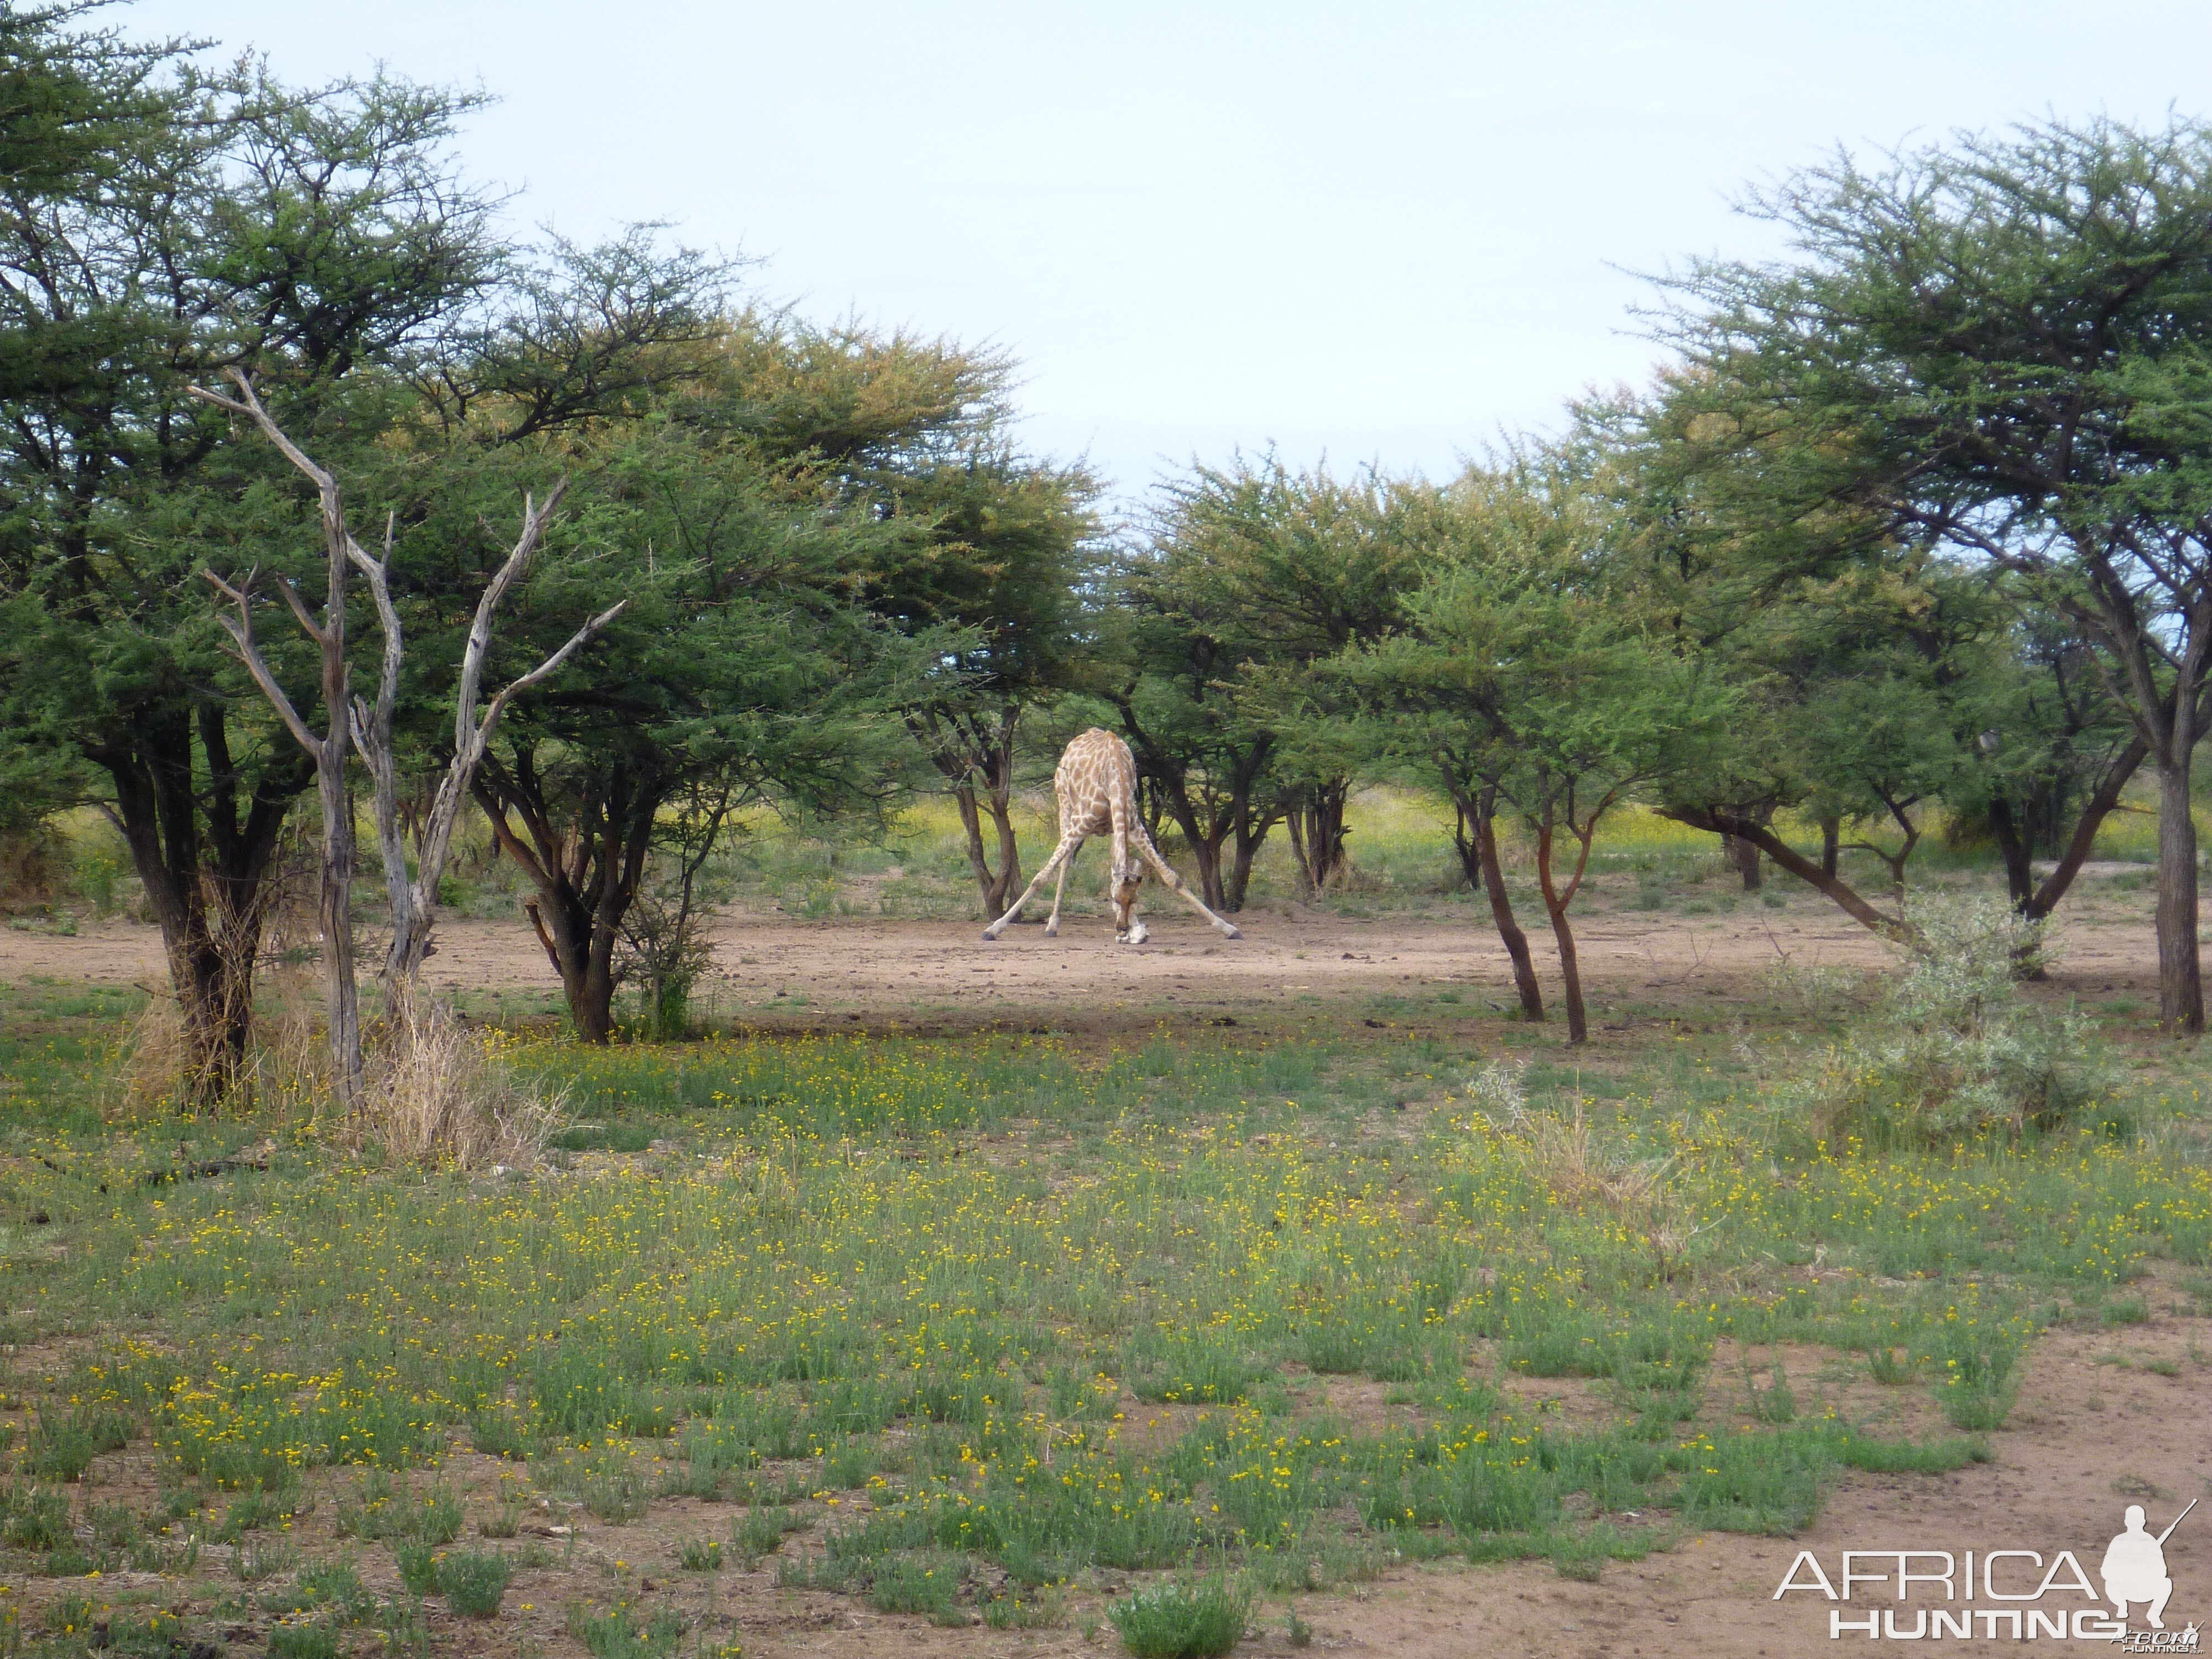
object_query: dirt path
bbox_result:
[0,889,2168,1029]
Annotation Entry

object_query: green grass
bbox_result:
[1108,1573,1250,1657]
[0,990,2206,1641]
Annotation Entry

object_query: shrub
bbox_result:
[567,1604,686,1659]
[867,1553,962,1620]
[1121,1333,1260,1404]
[394,1541,440,1597]
[1923,1313,2027,1430]
[2,1485,70,1549]
[1775,898,2122,1146]
[24,1404,133,1480]
[267,1619,340,1659]
[1108,1574,1250,1659]
[436,1548,512,1616]
[1679,1430,1829,1535]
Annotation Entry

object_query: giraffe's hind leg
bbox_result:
[1132,829,1243,939]
[984,830,1085,941]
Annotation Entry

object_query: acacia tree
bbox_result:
[1330,457,1726,1042]
[1662,117,2212,1031]
[1103,459,1419,912]
[466,410,934,1042]
[1165,458,1422,896]
[1606,376,2155,951]
[0,15,501,1103]
[877,448,1099,921]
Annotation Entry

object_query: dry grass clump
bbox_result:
[1468,1059,1674,1211]
[353,998,565,1170]
[121,977,561,1170]
[1521,1103,1672,1211]
[118,994,192,1115]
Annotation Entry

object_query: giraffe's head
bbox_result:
[1112,851,1147,945]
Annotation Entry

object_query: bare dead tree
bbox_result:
[191,369,366,1116]
[347,482,624,1010]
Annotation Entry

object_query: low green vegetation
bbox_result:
[0,958,2204,1648]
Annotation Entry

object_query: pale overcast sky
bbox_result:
[127,0,2212,504]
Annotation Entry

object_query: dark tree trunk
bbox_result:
[1450,793,1487,899]
[1225,816,1262,913]
[1144,773,1266,914]
[2156,755,2204,1034]
[92,707,305,1109]
[2021,737,2148,923]
[1819,816,1840,879]
[952,780,1025,921]
[1665,806,1915,944]
[1286,779,1350,899]
[1986,796,2038,912]
[1473,787,1544,1022]
[1732,833,1762,890]
[476,750,659,1045]
[1533,811,1593,1045]
[915,705,1027,921]
[1172,813,1230,913]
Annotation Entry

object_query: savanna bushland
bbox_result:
[1,11,2209,1657]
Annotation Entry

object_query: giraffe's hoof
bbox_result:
[980,931,998,943]
[1224,926,1243,940]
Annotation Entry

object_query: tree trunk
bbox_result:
[315,766,362,1105]
[1533,811,1593,1045]
[1474,789,1543,1022]
[1225,821,1260,913]
[1987,796,2037,911]
[2023,737,2148,923]
[348,483,617,1014]
[1820,816,1840,879]
[1450,793,1487,899]
[192,371,367,1115]
[2155,755,2205,1034]
[1663,806,1915,945]
[953,781,1025,920]
[1185,827,1228,912]
[1287,779,1350,899]
[477,754,659,1045]
[1543,899,1588,1044]
[1149,779,1233,914]
[951,787,1018,925]
[521,858,637,1046]
[986,788,1023,916]
[95,709,302,1109]
[1732,832,1761,890]
[912,704,1027,921]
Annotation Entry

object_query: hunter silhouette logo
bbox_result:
[1772,1496,2200,1645]
[2105,1500,2193,1630]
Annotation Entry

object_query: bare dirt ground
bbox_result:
[0,882,2170,1039]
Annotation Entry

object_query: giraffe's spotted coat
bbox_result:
[982,728,1243,945]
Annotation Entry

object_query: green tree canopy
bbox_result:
[1657,114,2212,1031]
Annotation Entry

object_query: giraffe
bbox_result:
[982,728,1243,944]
